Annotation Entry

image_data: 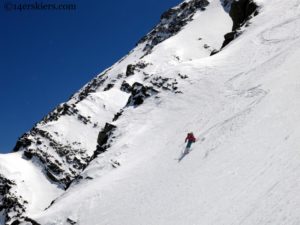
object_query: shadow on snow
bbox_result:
[177,148,192,162]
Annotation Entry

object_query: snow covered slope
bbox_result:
[2,0,300,224]
[0,152,63,214]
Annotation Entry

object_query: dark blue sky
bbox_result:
[0,0,182,153]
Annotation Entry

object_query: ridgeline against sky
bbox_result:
[0,0,181,152]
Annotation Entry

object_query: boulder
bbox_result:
[126,82,159,107]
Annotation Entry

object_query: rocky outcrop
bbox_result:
[137,0,209,54]
[10,217,41,225]
[120,81,132,93]
[222,0,259,48]
[112,110,124,122]
[0,174,39,225]
[222,31,238,48]
[13,128,90,189]
[12,133,32,153]
[148,76,180,93]
[72,69,110,103]
[103,83,114,91]
[93,123,117,159]
[123,82,159,107]
[126,62,149,77]
[230,0,258,30]
[66,218,77,225]
[35,103,92,126]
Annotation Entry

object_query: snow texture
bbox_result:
[1,0,300,224]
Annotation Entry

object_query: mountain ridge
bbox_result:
[3,0,300,224]
[2,1,233,223]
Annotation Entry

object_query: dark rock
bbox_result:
[120,81,132,93]
[23,149,33,159]
[92,123,117,159]
[8,217,42,225]
[111,160,121,168]
[230,0,258,30]
[24,217,42,225]
[126,64,135,76]
[77,114,91,125]
[126,82,159,107]
[117,74,123,79]
[221,31,238,48]
[11,220,21,225]
[36,139,42,145]
[161,8,176,20]
[45,200,55,210]
[149,76,179,92]
[221,0,258,48]
[103,83,114,91]
[12,133,32,152]
[0,175,14,196]
[112,110,123,122]
[38,103,80,125]
[138,0,209,54]
[178,73,188,79]
[126,62,148,77]
[71,68,111,103]
[97,123,116,147]
[180,2,189,10]
[210,49,220,56]
[67,218,77,225]
[0,174,28,225]
[17,128,90,189]
[6,48,125,222]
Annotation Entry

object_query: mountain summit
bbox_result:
[1,0,300,224]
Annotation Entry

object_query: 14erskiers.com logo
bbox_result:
[4,1,76,11]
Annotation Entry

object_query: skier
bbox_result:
[185,132,196,152]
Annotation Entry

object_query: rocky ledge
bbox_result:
[137,0,209,55]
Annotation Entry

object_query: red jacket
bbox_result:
[185,133,196,142]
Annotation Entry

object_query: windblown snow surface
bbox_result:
[1,0,300,224]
